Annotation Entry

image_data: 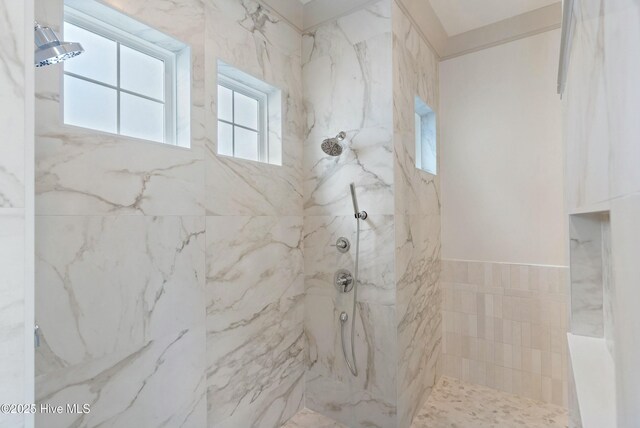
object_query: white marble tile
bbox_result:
[303,218,397,421]
[569,214,604,337]
[0,216,26,428]
[301,3,404,426]
[35,216,206,374]
[204,0,303,216]
[282,408,346,428]
[302,1,393,217]
[0,0,26,209]
[205,216,305,427]
[601,217,614,356]
[36,327,206,428]
[564,0,610,212]
[563,0,640,423]
[305,293,398,403]
[603,1,640,200]
[395,213,441,427]
[392,3,440,219]
[392,3,442,425]
[35,0,206,217]
[305,370,396,428]
[609,194,640,426]
[304,215,395,304]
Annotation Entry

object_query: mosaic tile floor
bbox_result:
[283,377,569,427]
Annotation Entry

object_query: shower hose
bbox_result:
[340,216,360,376]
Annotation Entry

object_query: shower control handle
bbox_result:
[334,269,354,293]
[331,237,351,253]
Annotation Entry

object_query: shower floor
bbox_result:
[283,377,569,428]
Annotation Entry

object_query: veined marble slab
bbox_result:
[392,3,442,426]
[205,0,303,217]
[35,215,206,374]
[302,1,394,217]
[205,216,305,428]
[0,0,26,209]
[35,0,206,217]
[36,327,206,428]
[0,216,26,428]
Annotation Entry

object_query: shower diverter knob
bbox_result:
[334,269,354,293]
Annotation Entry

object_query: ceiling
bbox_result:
[428,0,559,36]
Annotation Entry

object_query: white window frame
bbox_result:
[217,75,269,163]
[63,7,178,145]
[414,96,437,175]
[415,111,423,170]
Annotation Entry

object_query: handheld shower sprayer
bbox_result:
[349,183,367,220]
[340,183,368,377]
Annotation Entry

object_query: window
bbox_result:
[62,3,190,147]
[217,77,267,162]
[415,96,437,174]
[217,60,282,165]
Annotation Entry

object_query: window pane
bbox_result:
[234,127,258,161]
[64,22,117,85]
[120,92,164,143]
[218,121,233,156]
[120,45,165,100]
[218,85,232,122]
[234,91,259,130]
[64,74,117,133]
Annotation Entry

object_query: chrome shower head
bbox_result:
[34,22,84,67]
[321,131,346,156]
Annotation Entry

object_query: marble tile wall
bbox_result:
[204,1,305,426]
[392,3,441,427]
[0,217,27,428]
[0,0,27,209]
[0,1,32,427]
[33,0,441,426]
[206,216,305,428]
[34,0,208,424]
[205,0,303,217]
[302,2,399,427]
[441,260,569,408]
[564,0,640,425]
[302,2,441,427]
[34,0,305,427]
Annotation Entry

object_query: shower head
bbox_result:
[321,131,346,156]
[34,22,84,67]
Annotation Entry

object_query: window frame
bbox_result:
[63,7,178,145]
[217,74,269,163]
[415,111,423,171]
[414,96,437,175]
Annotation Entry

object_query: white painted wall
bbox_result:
[439,29,566,266]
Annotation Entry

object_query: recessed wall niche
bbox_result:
[569,212,614,350]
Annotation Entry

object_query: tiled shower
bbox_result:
[3,0,640,427]
[303,2,441,426]
[31,0,441,427]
